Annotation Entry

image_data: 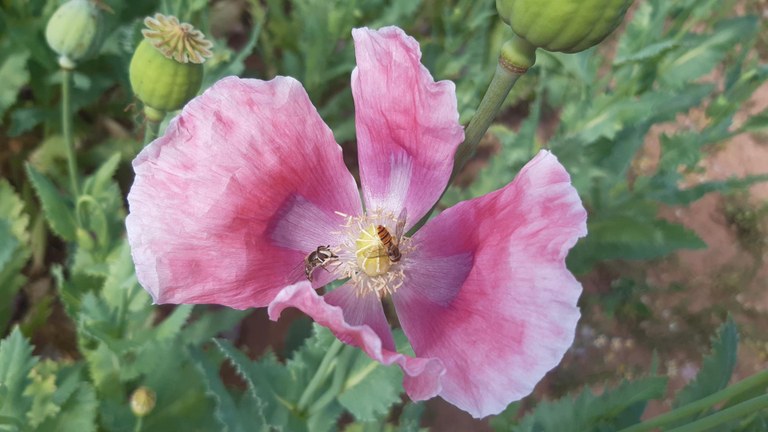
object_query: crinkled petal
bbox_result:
[269,282,445,401]
[352,27,464,228]
[126,76,361,309]
[393,150,587,418]
[324,283,396,351]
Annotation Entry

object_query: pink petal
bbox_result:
[126,76,361,309]
[269,282,446,401]
[324,283,396,351]
[351,27,464,228]
[393,150,587,418]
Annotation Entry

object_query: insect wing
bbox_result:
[394,208,407,245]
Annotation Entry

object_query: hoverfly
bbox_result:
[376,209,406,263]
[303,245,338,281]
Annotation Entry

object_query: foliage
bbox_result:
[442,0,768,274]
[0,0,767,431]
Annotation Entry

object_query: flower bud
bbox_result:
[45,0,104,69]
[129,14,212,115]
[130,386,156,417]
[496,0,633,53]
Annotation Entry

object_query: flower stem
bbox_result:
[61,67,80,197]
[666,394,768,432]
[618,369,768,432]
[452,35,536,175]
[143,106,165,145]
[133,417,143,432]
[410,35,536,234]
[308,344,356,415]
[296,338,344,412]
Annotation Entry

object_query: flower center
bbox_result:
[355,224,390,276]
[331,210,410,298]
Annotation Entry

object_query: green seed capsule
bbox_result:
[129,14,212,113]
[496,0,633,53]
[45,0,104,69]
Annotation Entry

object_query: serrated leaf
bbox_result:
[181,308,249,346]
[154,305,193,340]
[23,361,59,427]
[337,349,402,422]
[614,39,679,65]
[568,217,706,274]
[100,240,148,313]
[397,402,426,432]
[514,376,667,432]
[189,346,266,432]
[0,50,30,118]
[215,339,294,430]
[0,180,32,331]
[673,318,739,409]
[36,383,97,432]
[0,328,37,419]
[82,153,120,197]
[0,221,19,270]
[25,163,77,241]
[659,17,759,88]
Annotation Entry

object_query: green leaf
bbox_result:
[25,163,77,241]
[739,108,768,133]
[189,346,266,432]
[181,308,249,346]
[396,402,426,432]
[81,153,121,197]
[568,217,707,274]
[23,360,59,427]
[514,376,667,432]
[0,180,32,332]
[214,339,287,429]
[673,318,739,409]
[659,17,759,88]
[36,383,97,432]
[0,327,37,420]
[154,305,194,340]
[0,50,30,118]
[337,351,402,422]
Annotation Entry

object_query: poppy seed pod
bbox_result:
[129,14,212,116]
[496,0,633,53]
[130,386,156,417]
[45,0,105,69]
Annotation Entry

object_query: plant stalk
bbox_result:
[61,67,80,197]
[618,369,768,432]
[410,35,536,233]
[667,394,768,432]
[296,338,344,412]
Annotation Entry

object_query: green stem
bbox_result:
[296,338,344,412]
[410,35,536,233]
[452,34,537,175]
[666,394,768,432]
[61,67,80,197]
[143,106,165,145]
[133,417,143,432]
[308,344,356,415]
[143,120,161,145]
[618,369,768,432]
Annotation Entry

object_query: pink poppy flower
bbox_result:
[126,26,587,418]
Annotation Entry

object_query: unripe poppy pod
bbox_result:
[496,0,633,53]
[45,0,105,68]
